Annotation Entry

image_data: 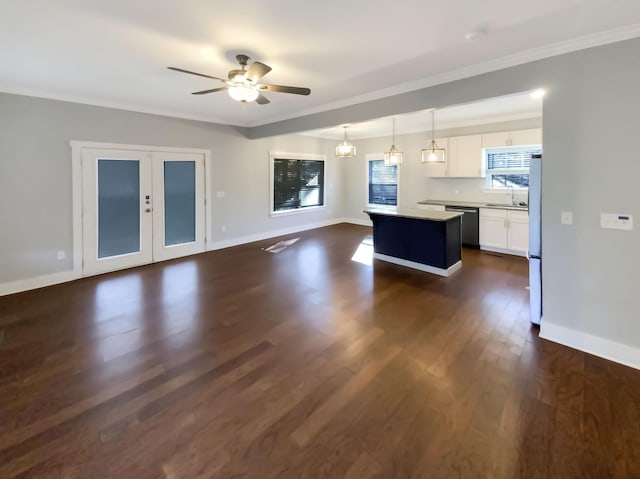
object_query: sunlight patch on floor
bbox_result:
[351,235,374,265]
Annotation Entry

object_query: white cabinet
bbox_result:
[481,128,542,148]
[506,210,530,252]
[425,135,484,178]
[481,131,511,149]
[424,135,483,178]
[423,138,448,177]
[425,128,542,179]
[510,128,542,146]
[448,134,483,177]
[479,208,509,248]
[479,208,529,255]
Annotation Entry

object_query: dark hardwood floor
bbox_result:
[1,223,639,478]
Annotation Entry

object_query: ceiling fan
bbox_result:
[168,54,311,105]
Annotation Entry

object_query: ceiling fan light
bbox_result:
[421,141,446,163]
[228,84,259,102]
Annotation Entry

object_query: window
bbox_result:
[270,153,325,215]
[485,147,542,189]
[368,158,397,206]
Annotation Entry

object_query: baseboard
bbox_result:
[540,320,640,371]
[373,253,462,277]
[480,245,527,257]
[342,217,373,227]
[1,218,369,296]
[207,217,364,251]
[0,270,80,297]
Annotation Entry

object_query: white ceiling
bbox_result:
[299,91,543,140]
[1,1,639,128]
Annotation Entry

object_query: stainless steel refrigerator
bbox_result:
[528,154,542,325]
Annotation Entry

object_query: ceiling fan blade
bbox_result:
[256,93,270,105]
[261,84,311,95]
[246,62,272,83]
[191,87,229,95]
[167,67,225,82]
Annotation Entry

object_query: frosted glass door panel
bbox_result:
[152,152,205,262]
[97,159,141,258]
[82,148,152,277]
[164,161,196,246]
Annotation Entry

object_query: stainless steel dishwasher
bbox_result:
[444,206,479,248]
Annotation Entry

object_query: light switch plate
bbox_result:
[561,211,573,225]
[600,213,633,231]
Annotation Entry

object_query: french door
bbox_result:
[81,148,205,276]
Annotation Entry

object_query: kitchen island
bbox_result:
[363,207,463,277]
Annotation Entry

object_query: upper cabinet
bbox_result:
[482,128,542,148]
[425,134,483,178]
[510,128,542,146]
[425,128,542,179]
[448,134,483,177]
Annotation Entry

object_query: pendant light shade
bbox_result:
[421,109,446,163]
[384,117,403,165]
[335,125,356,158]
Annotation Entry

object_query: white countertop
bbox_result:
[363,207,464,222]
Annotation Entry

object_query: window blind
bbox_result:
[487,149,541,170]
[368,159,397,206]
[273,159,324,212]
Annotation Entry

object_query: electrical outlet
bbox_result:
[561,211,573,225]
[56,250,65,260]
[221,225,226,233]
[216,191,226,198]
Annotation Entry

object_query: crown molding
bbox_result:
[246,23,640,128]
[0,85,242,127]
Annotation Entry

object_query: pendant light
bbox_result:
[421,109,446,163]
[335,125,356,158]
[384,117,403,165]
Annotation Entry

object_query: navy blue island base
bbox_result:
[364,208,464,277]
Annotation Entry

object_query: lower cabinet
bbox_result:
[479,208,529,255]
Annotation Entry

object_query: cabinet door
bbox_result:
[448,134,483,177]
[482,131,510,149]
[507,210,530,252]
[423,138,448,177]
[510,128,542,147]
[479,208,508,248]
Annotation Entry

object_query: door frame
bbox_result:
[71,141,212,278]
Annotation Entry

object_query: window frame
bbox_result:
[269,151,327,217]
[366,153,399,210]
[483,145,541,192]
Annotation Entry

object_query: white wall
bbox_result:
[0,93,343,285]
